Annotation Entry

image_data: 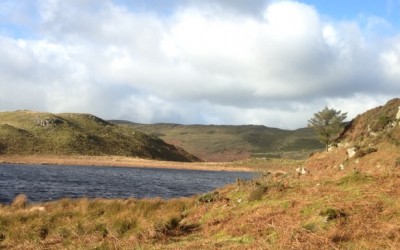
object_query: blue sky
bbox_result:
[1,0,400,128]
[306,0,400,22]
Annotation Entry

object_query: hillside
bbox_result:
[0,111,199,162]
[111,122,324,161]
[305,98,400,173]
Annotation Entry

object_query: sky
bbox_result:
[1,0,400,129]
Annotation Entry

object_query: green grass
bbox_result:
[113,122,324,161]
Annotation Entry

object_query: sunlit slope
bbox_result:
[0,111,199,162]
[305,98,400,173]
[112,122,324,161]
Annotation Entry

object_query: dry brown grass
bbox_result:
[0,196,198,249]
[1,150,400,249]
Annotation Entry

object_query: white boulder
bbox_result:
[347,147,357,158]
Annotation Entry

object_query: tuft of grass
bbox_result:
[198,191,220,203]
[302,222,318,232]
[11,194,28,209]
[354,147,378,158]
[248,185,267,202]
[319,208,347,222]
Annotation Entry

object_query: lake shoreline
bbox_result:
[0,155,254,172]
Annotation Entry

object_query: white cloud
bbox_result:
[1,0,400,129]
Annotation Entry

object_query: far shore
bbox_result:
[0,155,255,172]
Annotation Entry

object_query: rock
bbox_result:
[296,166,308,175]
[339,164,345,170]
[396,106,400,120]
[347,147,357,158]
[36,118,64,127]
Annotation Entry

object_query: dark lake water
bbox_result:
[0,164,255,204]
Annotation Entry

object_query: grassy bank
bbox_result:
[1,163,399,249]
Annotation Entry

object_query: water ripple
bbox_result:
[0,164,254,203]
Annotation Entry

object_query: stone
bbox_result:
[347,147,357,158]
[296,166,308,175]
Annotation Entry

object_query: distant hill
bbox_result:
[0,111,199,162]
[110,121,324,161]
[306,98,400,172]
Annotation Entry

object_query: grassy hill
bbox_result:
[111,121,324,161]
[0,111,199,162]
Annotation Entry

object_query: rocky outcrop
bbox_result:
[36,118,64,127]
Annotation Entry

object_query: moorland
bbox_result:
[113,121,324,161]
[1,99,400,249]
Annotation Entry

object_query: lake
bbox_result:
[0,164,255,203]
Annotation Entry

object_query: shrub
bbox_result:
[371,115,391,131]
[338,171,372,186]
[354,147,377,158]
[302,223,317,232]
[198,191,220,203]
[248,186,267,202]
[319,208,347,221]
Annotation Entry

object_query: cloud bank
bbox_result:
[1,0,400,128]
